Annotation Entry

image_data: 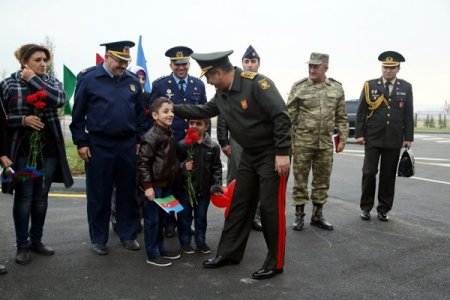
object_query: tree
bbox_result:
[43,35,56,77]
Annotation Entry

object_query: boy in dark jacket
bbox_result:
[137,97,181,267]
[177,119,223,255]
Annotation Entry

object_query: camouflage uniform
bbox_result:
[287,75,348,228]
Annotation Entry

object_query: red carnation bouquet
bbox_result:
[183,127,200,207]
[26,90,47,174]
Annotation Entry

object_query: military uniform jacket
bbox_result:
[287,77,348,149]
[355,77,414,149]
[174,68,291,155]
[150,74,207,142]
[70,64,148,148]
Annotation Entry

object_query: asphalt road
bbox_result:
[0,132,449,299]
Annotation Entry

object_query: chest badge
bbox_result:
[166,89,174,99]
[399,101,404,109]
[241,99,248,110]
[130,84,136,92]
[258,78,271,90]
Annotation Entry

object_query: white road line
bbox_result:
[421,137,445,141]
[410,176,450,185]
[436,140,450,143]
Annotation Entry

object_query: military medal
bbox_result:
[399,101,404,109]
[241,99,248,109]
[166,89,174,99]
[130,84,136,92]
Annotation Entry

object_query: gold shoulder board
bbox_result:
[241,71,258,80]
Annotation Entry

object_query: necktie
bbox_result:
[384,81,391,99]
[179,79,185,92]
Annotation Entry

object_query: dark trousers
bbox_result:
[13,156,57,247]
[177,194,210,247]
[217,147,286,270]
[360,145,401,213]
[143,187,169,259]
[86,135,139,244]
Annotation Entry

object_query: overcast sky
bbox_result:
[1,0,449,111]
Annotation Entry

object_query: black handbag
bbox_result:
[397,147,415,177]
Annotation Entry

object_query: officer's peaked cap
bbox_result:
[191,50,234,77]
[165,46,193,64]
[378,51,405,67]
[100,41,135,62]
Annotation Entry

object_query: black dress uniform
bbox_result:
[70,41,148,247]
[174,51,291,275]
[356,51,414,218]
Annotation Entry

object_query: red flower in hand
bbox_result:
[34,101,47,109]
[184,128,200,145]
[183,127,201,207]
[26,94,38,103]
[35,90,48,100]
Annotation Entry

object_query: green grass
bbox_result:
[65,140,85,176]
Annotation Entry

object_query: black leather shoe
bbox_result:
[30,242,54,256]
[0,264,7,274]
[252,268,283,280]
[15,247,31,265]
[310,217,334,230]
[377,212,389,222]
[203,256,239,269]
[121,239,140,250]
[92,244,108,255]
[360,211,371,221]
[252,220,263,231]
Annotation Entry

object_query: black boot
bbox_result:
[292,205,305,231]
[15,247,31,265]
[311,205,334,230]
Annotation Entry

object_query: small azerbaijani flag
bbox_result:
[154,195,183,213]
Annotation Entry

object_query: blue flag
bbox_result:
[136,35,151,93]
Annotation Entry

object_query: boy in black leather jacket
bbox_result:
[176,119,223,255]
[137,97,181,267]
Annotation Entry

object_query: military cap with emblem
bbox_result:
[191,50,234,77]
[100,41,135,62]
[242,45,260,61]
[378,51,405,67]
[307,52,329,65]
[165,46,193,65]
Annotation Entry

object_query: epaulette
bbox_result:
[328,77,342,85]
[78,66,95,77]
[293,78,308,87]
[152,75,170,83]
[241,71,258,80]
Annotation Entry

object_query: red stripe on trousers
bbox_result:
[277,175,287,269]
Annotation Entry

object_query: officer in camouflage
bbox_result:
[287,52,348,231]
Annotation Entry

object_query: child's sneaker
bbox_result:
[181,244,195,254]
[196,244,211,254]
[146,256,172,267]
[160,250,181,260]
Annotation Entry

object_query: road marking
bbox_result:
[49,193,86,198]
[410,176,450,185]
[436,140,450,143]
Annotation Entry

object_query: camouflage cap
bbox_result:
[307,52,329,65]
